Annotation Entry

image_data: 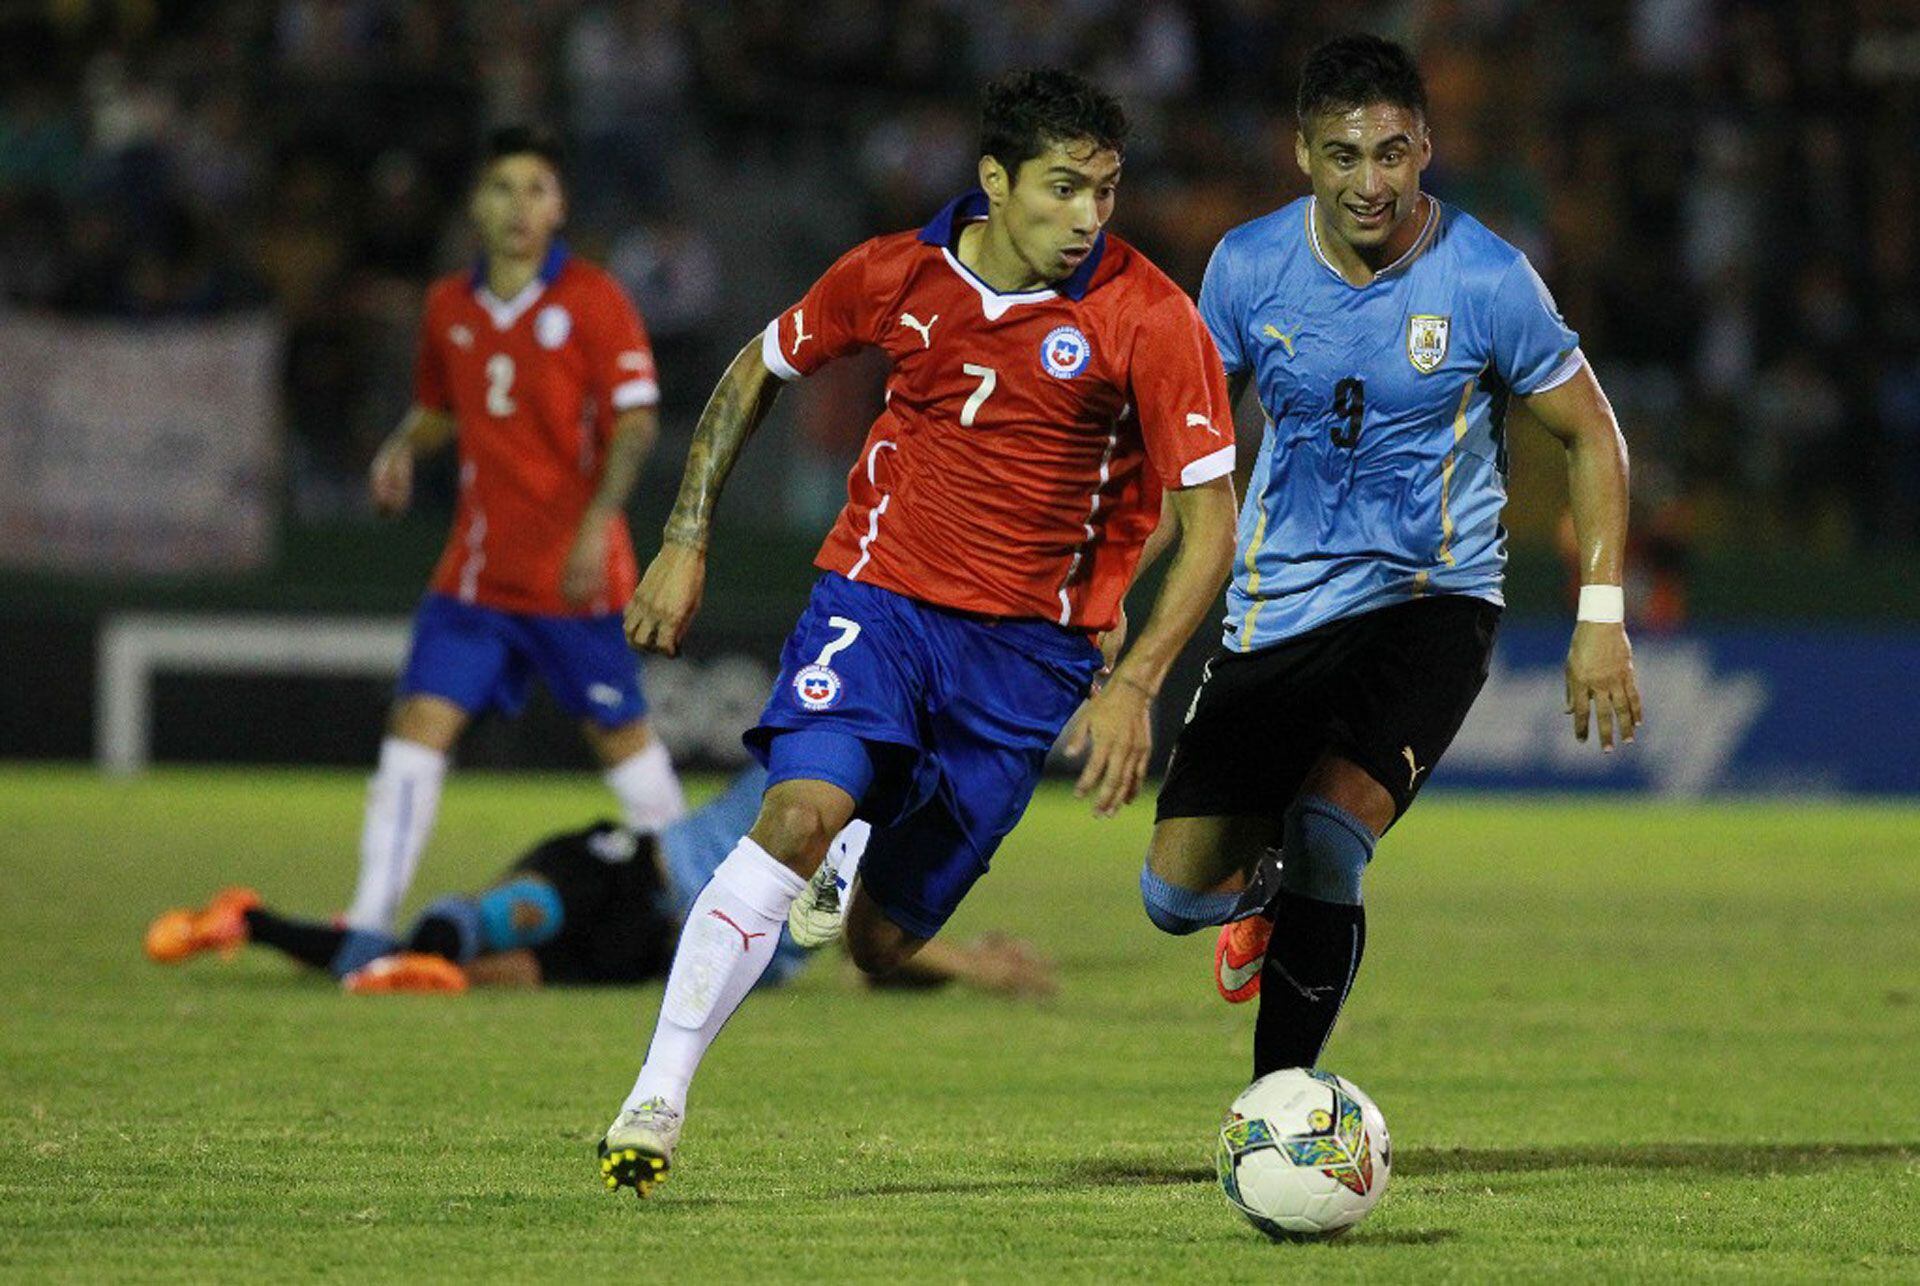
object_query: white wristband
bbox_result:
[1577,584,1625,624]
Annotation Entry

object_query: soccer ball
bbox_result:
[1215,1067,1391,1240]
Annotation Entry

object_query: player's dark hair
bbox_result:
[482,124,566,180]
[980,68,1128,180]
[1296,34,1428,127]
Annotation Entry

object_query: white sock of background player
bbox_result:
[343,737,446,934]
[601,738,686,833]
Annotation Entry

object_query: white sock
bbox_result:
[624,837,806,1114]
[344,737,447,933]
[603,739,686,833]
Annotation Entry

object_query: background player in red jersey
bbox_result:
[338,127,684,976]
[596,69,1240,1198]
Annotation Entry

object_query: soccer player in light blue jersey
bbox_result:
[1138,35,1644,1080]
[146,766,1053,999]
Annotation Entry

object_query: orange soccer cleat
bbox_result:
[341,952,469,995]
[144,887,261,964]
[1215,912,1273,1004]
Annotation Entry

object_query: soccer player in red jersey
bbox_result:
[340,127,684,976]
[597,70,1239,1197]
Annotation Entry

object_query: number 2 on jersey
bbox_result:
[486,353,517,417]
[1331,377,1364,448]
[960,363,997,427]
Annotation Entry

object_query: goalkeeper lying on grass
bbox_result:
[145,767,1053,1000]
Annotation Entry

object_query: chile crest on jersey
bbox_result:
[1040,325,1092,379]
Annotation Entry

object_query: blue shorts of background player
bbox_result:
[745,574,1103,941]
[399,592,647,726]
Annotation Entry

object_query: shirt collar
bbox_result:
[917,189,1105,302]
[469,238,572,293]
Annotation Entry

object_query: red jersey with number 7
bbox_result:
[760,190,1234,633]
[412,244,659,617]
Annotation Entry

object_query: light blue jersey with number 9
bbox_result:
[1199,196,1582,652]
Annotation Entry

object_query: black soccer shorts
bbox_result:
[509,823,679,985]
[1156,594,1500,826]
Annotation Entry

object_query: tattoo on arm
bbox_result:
[663,339,784,548]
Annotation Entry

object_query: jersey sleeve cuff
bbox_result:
[1178,443,1236,487]
[1523,349,1585,396]
[612,378,660,409]
[761,317,802,382]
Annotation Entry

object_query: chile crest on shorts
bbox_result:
[1040,325,1091,379]
[793,663,844,711]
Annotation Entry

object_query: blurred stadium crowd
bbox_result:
[2,0,1917,552]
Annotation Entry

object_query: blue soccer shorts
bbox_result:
[745,574,1102,939]
[398,593,647,728]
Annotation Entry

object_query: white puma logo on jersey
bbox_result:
[899,312,937,348]
[1186,411,1222,438]
[1402,745,1428,790]
[790,308,813,354]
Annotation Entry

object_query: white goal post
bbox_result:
[95,614,413,775]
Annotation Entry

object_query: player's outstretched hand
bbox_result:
[561,518,610,607]
[368,440,413,516]
[624,542,706,656]
[1064,678,1153,819]
[963,932,1058,1001]
[1565,621,1643,751]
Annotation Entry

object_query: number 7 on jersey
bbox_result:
[960,363,997,427]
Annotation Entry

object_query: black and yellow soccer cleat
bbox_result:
[597,1099,681,1199]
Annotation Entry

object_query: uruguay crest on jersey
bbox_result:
[1406,314,1449,374]
[1199,195,1585,649]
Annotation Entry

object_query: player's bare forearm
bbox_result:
[661,338,784,550]
[862,935,1057,1001]
[627,341,779,652]
[1135,371,1249,578]
[369,406,455,515]
[1069,475,1236,817]
[566,410,659,603]
[465,950,543,988]
[1525,363,1627,586]
[1523,362,1644,748]
[586,406,659,519]
[389,406,455,456]
[1136,500,1180,579]
[1109,475,1237,696]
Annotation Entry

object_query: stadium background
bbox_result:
[1,0,1916,795]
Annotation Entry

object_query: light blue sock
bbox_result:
[413,895,483,962]
[475,879,565,951]
[1278,796,1376,906]
[328,928,398,978]
[1140,863,1240,935]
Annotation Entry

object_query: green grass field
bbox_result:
[3,767,1917,1281]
